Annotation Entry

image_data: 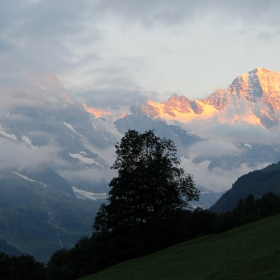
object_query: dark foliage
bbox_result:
[95,130,199,224]
[46,191,280,280]
[0,239,23,257]
[93,130,199,256]
[0,253,46,280]
[213,192,280,233]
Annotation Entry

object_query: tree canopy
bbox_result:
[93,130,199,254]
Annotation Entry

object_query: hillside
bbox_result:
[210,161,280,213]
[0,166,102,262]
[0,70,118,193]
[79,213,280,280]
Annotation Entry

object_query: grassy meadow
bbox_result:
[80,213,280,280]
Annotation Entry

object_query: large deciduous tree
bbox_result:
[93,130,199,256]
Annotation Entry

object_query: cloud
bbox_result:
[97,0,280,28]
[192,121,280,146]
[2,1,278,70]
[189,141,238,158]
[0,1,99,82]
[180,157,269,192]
[75,88,158,108]
[58,167,115,188]
[1,0,280,105]
[0,137,64,171]
[56,145,118,192]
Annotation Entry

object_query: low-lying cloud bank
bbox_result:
[180,157,269,192]
[185,119,280,146]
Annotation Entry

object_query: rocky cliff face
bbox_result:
[0,71,118,192]
[140,68,280,128]
[0,71,113,261]
[160,95,204,115]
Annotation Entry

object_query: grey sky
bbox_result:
[1,0,280,104]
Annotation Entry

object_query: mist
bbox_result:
[180,157,270,192]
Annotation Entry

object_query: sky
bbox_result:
[1,0,280,106]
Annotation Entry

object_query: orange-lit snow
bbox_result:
[147,100,218,122]
[119,112,127,119]
[147,97,262,125]
[82,103,112,118]
[144,68,280,127]
[62,93,75,103]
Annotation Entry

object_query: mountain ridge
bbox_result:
[78,67,280,193]
[210,161,280,213]
[138,68,280,128]
[2,67,280,262]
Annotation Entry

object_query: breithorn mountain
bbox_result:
[140,68,280,128]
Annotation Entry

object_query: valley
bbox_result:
[1,67,280,261]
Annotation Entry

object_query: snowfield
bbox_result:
[72,187,107,200]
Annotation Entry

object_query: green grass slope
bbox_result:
[80,214,280,280]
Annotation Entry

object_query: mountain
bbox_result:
[2,67,280,260]
[210,161,280,213]
[192,186,224,209]
[0,72,118,261]
[2,67,280,195]
[139,68,280,128]
[0,70,119,193]
[0,165,102,262]
[0,239,23,257]
[205,67,280,127]
[75,67,280,194]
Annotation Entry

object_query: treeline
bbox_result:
[47,192,280,279]
[0,253,46,280]
[214,192,280,233]
[1,192,280,280]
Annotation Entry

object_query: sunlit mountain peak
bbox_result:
[141,68,280,128]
